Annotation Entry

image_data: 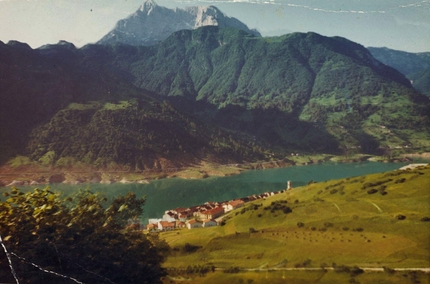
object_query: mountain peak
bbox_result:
[97,1,260,46]
[139,0,157,12]
[7,40,32,51]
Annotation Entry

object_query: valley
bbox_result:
[1,28,429,180]
[1,1,429,283]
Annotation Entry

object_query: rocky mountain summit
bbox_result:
[97,0,260,46]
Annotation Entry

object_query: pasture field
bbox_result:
[159,165,430,282]
[163,270,430,284]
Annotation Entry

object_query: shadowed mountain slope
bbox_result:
[1,27,429,171]
[89,27,430,153]
[0,39,266,170]
[368,47,430,96]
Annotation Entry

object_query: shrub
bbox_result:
[353,227,364,232]
[367,189,378,194]
[383,266,396,274]
[249,228,257,233]
[184,265,212,275]
[396,214,406,220]
[420,217,430,222]
[184,243,202,253]
[362,179,393,189]
[334,265,350,273]
[251,204,260,210]
[224,267,240,273]
[282,207,292,214]
[349,266,364,277]
[330,189,338,194]
[297,222,305,228]
[302,259,312,267]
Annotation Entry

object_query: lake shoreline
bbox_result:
[0,153,424,187]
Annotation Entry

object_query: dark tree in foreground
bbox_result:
[0,187,167,283]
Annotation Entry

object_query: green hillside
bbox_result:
[0,40,267,172]
[409,68,430,97]
[368,47,430,97]
[26,99,266,171]
[93,27,430,153]
[1,28,430,174]
[158,165,430,283]
[0,40,147,164]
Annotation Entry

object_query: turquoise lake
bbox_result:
[0,161,410,224]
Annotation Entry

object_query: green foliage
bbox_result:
[26,100,266,170]
[223,266,241,273]
[0,187,166,283]
[123,28,429,153]
[1,28,430,167]
[182,264,213,275]
[368,47,430,97]
[183,243,202,253]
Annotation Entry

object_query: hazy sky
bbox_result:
[0,0,429,52]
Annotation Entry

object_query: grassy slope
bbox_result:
[159,165,430,282]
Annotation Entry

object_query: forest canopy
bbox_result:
[0,187,167,284]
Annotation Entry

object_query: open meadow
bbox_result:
[159,165,430,283]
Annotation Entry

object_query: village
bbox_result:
[144,181,293,232]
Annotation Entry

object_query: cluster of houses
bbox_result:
[145,185,291,232]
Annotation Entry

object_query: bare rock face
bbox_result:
[97,0,260,46]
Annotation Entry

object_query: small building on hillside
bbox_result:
[174,207,193,218]
[158,221,175,231]
[178,214,188,222]
[198,206,225,220]
[223,199,245,212]
[176,221,187,229]
[186,219,203,229]
[202,219,217,227]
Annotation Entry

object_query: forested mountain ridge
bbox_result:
[368,47,430,96]
[0,39,266,173]
[85,27,430,153]
[1,27,429,176]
